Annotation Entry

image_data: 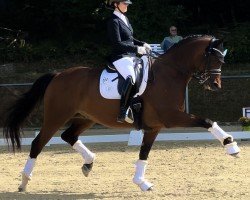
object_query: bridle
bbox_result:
[193,38,226,84]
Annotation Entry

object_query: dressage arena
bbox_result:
[0,138,249,200]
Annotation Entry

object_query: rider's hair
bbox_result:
[110,1,119,9]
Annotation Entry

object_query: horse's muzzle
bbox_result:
[204,76,221,91]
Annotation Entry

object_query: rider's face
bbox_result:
[116,2,129,13]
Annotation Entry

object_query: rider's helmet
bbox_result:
[108,0,132,6]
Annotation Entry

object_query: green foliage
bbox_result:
[128,0,188,42]
[238,117,250,127]
[225,23,250,63]
[189,78,250,122]
[1,0,250,64]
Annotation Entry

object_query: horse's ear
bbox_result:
[211,38,223,48]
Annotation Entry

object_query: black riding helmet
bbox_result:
[108,0,132,13]
[108,0,132,6]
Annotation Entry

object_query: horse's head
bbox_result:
[194,37,227,91]
[154,35,227,91]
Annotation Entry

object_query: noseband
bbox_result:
[193,38,225,84]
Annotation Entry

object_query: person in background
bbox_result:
[161,26,183,52]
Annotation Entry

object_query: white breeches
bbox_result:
[113,57,136,83]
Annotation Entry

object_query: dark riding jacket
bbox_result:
[107,14,144,63]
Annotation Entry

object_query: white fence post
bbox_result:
[128,130,143,146]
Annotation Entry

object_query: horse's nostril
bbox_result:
[213,82,221,89]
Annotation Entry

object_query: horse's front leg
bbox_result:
[162,111,240,156]
[133,128,160,191]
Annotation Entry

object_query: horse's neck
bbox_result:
[152,58,189,99]
[159,39,208,80]
[155,53,193,86]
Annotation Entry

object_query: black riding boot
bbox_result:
[117,76,134,123]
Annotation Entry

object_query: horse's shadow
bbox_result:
[0,191,126,199]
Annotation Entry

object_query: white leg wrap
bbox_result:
[133,160,153,191]
[18,172,30,192]
[18,157,36,192]
[208,122,240,155]
[73,140,95,164]
[22,157,36,180]
[208,122,233,145]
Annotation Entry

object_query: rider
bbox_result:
[107,0,151,123]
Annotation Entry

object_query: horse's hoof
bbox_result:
[225,142,240,155]
[230,153,241,158]
[147,186,153,191]
[18,185,26,192]
[138,180,154,191]
[82,162,93,177]
[18,172,29,192]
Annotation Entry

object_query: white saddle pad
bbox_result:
[100,56,149,99]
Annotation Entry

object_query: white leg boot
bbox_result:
[18,157,36,192]
[133,160,153,191]
[73,140,96,177]
[208,122,240,155]
[73,140,95,164]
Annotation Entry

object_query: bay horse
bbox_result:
[3,35,240,192]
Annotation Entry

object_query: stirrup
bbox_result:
[117,107,134,123]
[125,107,134,123]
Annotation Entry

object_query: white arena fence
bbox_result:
[0,130,249,147]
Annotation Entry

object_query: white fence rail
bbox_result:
[0,130,249,147]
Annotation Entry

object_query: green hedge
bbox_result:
[1,0,250,64]
[224,23,250,63]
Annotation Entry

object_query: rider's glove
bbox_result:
[137,46,147,55]
[143,43,152,51]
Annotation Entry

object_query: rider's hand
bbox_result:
[143,43,152,51]
[137,46,147,55]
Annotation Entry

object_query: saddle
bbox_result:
[106,57,144,95]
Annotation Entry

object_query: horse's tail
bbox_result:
[3,72,56,151]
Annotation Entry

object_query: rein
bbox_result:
[193,51,223,84]
[146,50,160,83]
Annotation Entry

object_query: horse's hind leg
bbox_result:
[61,118,95,177]
[18,107,75,192]
[18,127,60,192]
[133,128,160,191]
